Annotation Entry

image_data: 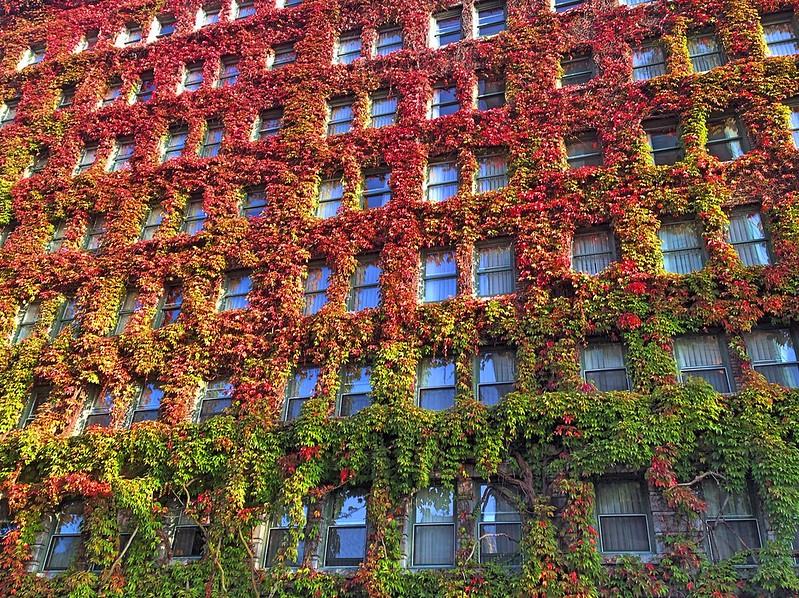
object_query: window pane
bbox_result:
[709,520,761,561]
[688,34,724,72]
[764,20,799,56]
[45,535,80,570]
[479,522,521,563]
[659,222,704,274]
[173,526,204,558]
[632,45,666,80]
[325,526,366,566]
[573,231,613,274]
[599,516,651,552]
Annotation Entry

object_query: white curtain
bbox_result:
[596,482,650,552]
[573,231,613,274]
[477,156,508,192]
[414,487,455,566]
[659,222,704,274]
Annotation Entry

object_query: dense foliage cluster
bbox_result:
[2,0,799,595]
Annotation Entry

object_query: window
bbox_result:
[744,329,799,388]
[658,221,705,274]
[139,205,163,241]
[131,73,155,104]
[172,509,205,559]
[426,161,459,202]
[362,170,391,209]
[27,150,49,176]
[83,215,106,250]
[58,85,75,109]
[417,357,456,410]
[155,14,175,38]
[581,342,630,391]
[622,0,652,5]
[673,335,732,393]
[475,242,514,297]
[317,177,343,218]
[763,14,799,57]
[19,386,47,427]
[375,25,403,56]
[433,10,463,48]
[282,0,303,6]
[0,222,13,248]
[327,98,354,136]
[197,380,233,422]
[220,271,252,310]
[265,507,306,567]
[572,229,615,274]
[412,486,455,567]
[323,490,367,567]
[75,143,98,174]
[80,29,99,50]
[338,366,372,416]
[130,382,163,424]
[304,264,330,315]
[122,23,142,45]
[200,120,225,158]
[19,43,46,68]
[475,349,516,405]
[476,75,505,110]
[42,504,83,573]
[13,302,39,344]
[688,32,725,72]
[560,51,594,86]
[182,62,204,92]
[100,78,123,107]
[335,31,362,65]
[162,124,188,162]
[787,102,799,147]
[566,131,602,168]
[181,195,207,235]
[477,483,521,564]
[200,4,222,27]
[241,187,267,218]
[234,0,255,19]
[726,210,771,266]
[83,388,113,430]
[155,285,183,327]
[595,480,652,554]
[271,43,296,69]
[48,221,67,252]
[52,297,78,337]
[554,0,583,12]
[632,42,666,80]
[113,290,141,334]
[369,91,397,128]
[644,117,683,165]
[108,138,134,171]
[430,84,459,118]
[0,98,19,129]
[218,56,240,87]
[422,250,457,302]
[348,259,380,311]
[475,1,505,37]
[705,116,748,161]
[256,108,282,139]
[285,367,318,421]
[475,154,508,193]
[703,481,762,563]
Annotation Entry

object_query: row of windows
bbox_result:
[5,208,774,344]
[8,10,799,138]
[13,103,793,189]
[16,325,799,436]
[33,476,772,574]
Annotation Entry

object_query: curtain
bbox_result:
[764,22,799,56]
[709,520,761,562]
[727,212,769,266]
[674,336,722,368]
[478,351,516,384]
[659,222,704,274]
[45,535,80,570]
[688,35,723,72]
[371,97,397,128]
[427,163,459,201]
[328,105,353,135]
[352,264,380,310]
[477,245,514,295]
[632,47,666,80]
[596,482,650,552]
[582,343,624,370]
[414,487,455,566]
[478,156,508,192]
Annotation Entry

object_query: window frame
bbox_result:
[217,56,240,88]
[270,43,297,69]
[658,220,707,274]
[303,262,330,316]
[74,142,98,175]
[421,249,458,303]
[337,365,372,416]
[411,485,456,568]
[255,108,282,140]
[426,159,460,202]
[196,379,233,423]
[154,284,183,328]
[762,13,799,57]
[181,194,207,235]
[673,334,734,394]
[361,168,391,209]
[284,367,319,421]
[321,489,368,568]
[181,62,205,93]
[317,176,344,219]
[113,289,141,335]
[687,31,726,73]
[347,257,381,312]
[474,241,515,298]
[375,25,404,56]
[643,116,684,166]
[82,387,113,430]
[594,478,654,555]
[13,302,40,344]
[335,31,363,65]
[416,356,456,411]
[476,482,522,565]
[565,131,603,168]
[474,1,506,38]
[240,186,268,219]
[220,270,252,311]
[430,84,459,118]
[139,204,164,241]
[702,480,763,565]
[631,41,667,81]
[369,90,397,128]
[129,381,164,425]
[743,328,799,388]
[326,97,355,136]
[705,115,750,161]
[432,8,464,48]
[474,347,517,405]
[571,228,616,275]
[108,137,135,172]
[42,503,83,573]
[725,208,772,266]
[580,341,631,392]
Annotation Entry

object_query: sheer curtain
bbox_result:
[477,156,508,193]
[596,481,651,552]
[424,252,457,302]
[427,163,459,202]
[477,350,516,404]
[745,330,799,388]
[478,484,521,563]
[414,487,455,566]
[582,343,628,391]
[476,245,514,296]
[351,263,380,310]
[572,231,613,275]
[726,212,770,266]
[659,222,704,274]
[673,336,730,392]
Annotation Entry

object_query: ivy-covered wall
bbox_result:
[2,0,799,595]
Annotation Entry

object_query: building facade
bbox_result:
[1,0,799,595]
